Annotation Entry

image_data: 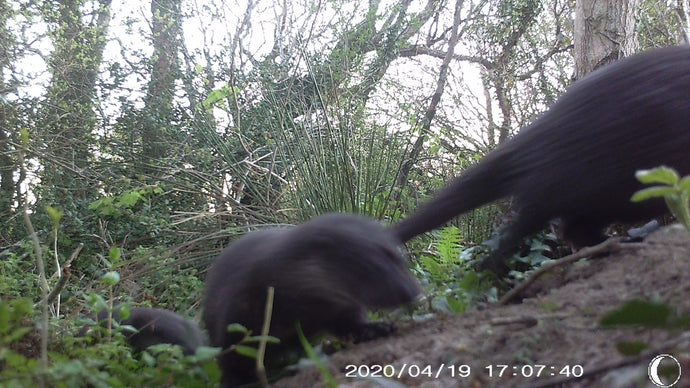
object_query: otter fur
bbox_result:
[392,45,690,273]
[95,307,205,355]
[202,213,420,387]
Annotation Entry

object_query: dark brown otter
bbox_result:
[203,213,420,387]
[95,307,205,355]
[392,45,690,273]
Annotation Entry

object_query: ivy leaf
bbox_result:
[117,191,144,208]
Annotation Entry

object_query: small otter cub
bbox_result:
[203,213,420,387]
[95,307,205,355]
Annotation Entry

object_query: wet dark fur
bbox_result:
[202,213,420,387]
[392,45,690,273]
[95,307,205,355]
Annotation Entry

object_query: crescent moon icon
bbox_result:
[648,354,681,387]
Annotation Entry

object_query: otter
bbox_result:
[392,45,690,273]
[94,307,205,355]
[203,213,420,387]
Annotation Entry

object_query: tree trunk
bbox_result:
[574,0,639,79]
[0,0,15,224]
[392,0,464,202]
[39,0,111,211]
[141,0,182,165]
[677,0,690,44]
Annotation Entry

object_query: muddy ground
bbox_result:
[275,225,690,388]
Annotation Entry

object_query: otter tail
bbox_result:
[392,151,515,243]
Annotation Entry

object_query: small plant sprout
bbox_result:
[631,166,690,231]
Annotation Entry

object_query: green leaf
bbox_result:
[457,272,479,291]
[203,89,228,106]
[296,322,337,388]
[108,247,121,263]
[141,351,156,366]
[635,167,679,185]
[88,293,107,311]
[678,177,690,191]
[665,195,690,231]
[4,351,30,368]
[88,197,118,216]
[45,206,64,226]
[600,300,673,328]
[194,346,221,360]
[202,358,222,380]
[0,302,10,334]
[118,306,131,321]
[11,299,32,317]
[225,323,248,334]
[5,327,32,343]
[420,256,441,278]
[88,198,104,210]
[630,186,677,202]
[116,191,144,208]
[234,345,257,358]
[101,271,121,286]
[436,226,461,264]
[19,129,29,147]
[244,335,280,344]
[445,295,466,313]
